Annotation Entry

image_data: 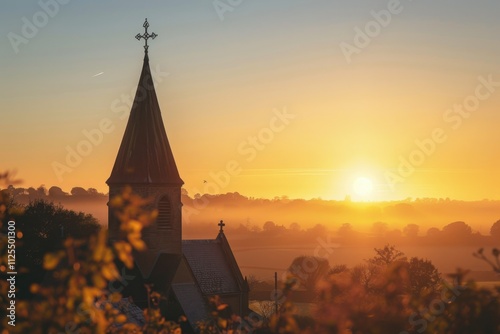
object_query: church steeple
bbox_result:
[107,19,182,186]
[107,19,183,261]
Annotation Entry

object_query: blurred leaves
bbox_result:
[474,247,500,273]
[0,181,169,333]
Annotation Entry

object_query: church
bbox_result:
[106,19,249,331]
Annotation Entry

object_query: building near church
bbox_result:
[106,19,249,331]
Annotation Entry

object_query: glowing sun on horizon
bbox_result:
[353,177,374,198]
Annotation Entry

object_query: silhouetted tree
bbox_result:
[329,264,348,275]
[27,187,40,198]
[474,248,500,273]
[14,200,100,270]
[350,263,378,292]
[371,221,388,238]
[48,186,67,198]
[427,227,441,238]
[263,221,276,231]
[403,223,420,238]
[442,221,472,238]
[426,271,500,334]
[315,263,412,333]
[367,245,406,266]
[407,257,440,298]
[36,185,47,197]
[262,221,286,236]
[307,224,327,237]
[87,187,99,196]
[70,187,88,196]
[337,223,355,238]
[288,256,330,292]
[490,220,500,239]
[11,186,27,198]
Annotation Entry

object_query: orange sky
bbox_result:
[2,1,500,201]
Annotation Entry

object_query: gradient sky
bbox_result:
[2,0,500,201]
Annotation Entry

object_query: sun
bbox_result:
[352,177,374,197]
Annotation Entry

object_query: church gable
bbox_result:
[171,257,210,328]
[182,238,241,295]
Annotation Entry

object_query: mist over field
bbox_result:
[8,186,500,233]
[6,186,500,280]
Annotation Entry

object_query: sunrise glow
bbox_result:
[2,1,500,203]
[352,177,374,199]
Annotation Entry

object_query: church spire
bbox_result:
[107,20,182,186]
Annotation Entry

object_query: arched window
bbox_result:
[157,196,172,230]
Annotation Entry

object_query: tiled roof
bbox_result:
[172,283,209,327]
[182,239,240,295]
[98,298,145,330]
[113,298,145,327]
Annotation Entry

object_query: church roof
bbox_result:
[107,52,183,185]
[182,233,248,295]
[171,283,209,327]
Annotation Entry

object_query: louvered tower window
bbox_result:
[157,196,172,230]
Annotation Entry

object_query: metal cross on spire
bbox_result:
[218,220,225,233]
[135,18,157,53]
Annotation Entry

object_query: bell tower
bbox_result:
[107,19,183,258]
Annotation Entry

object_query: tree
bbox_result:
[490,220,500,239]
[338,223,355,238]
[14,200,100,271]
[5,187,164,333]
[289,222,301,232]
[427,227,441,238]
[350,264,378,291]
[36,185,47,197]
[262,221,286,236]
[307,224,327,237]
[407,257,441,298]
[87,187,99,196]
[371,222,388,238]
[48,186,67,197]
[263,221,276,232]
[426,270,500,334]
[403,223,420,238]
[442,221,472,238]
[253,300,276,322]
[314,262,411,333]
[329,264,348,275]
[367,244,406,266]
[70,186,88,196]
[288,256,330,292]
[27,187,42,198]
[366,246,441,299]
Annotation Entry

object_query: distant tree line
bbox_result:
[3,185,106,200]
